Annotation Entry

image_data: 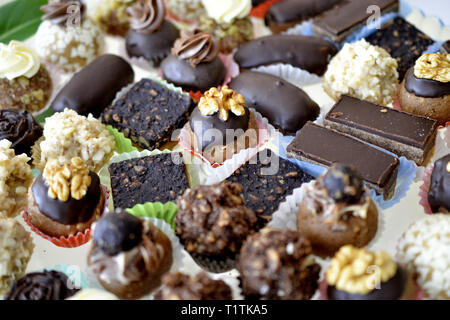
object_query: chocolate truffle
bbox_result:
[155,272,233,300]
[234,35,337,76]
[125,0,179,65]
[175,181,257,273]
[229,71,319,135]
[188,86,258,164]
[265,0,343,34]
[0,110,42,158]
[398,53,450,125]
[297,164,379,257]
[428,154,450,213]
[237,228,321,300]
[27,157,105,237]
[5,270,79,300]
[325,245,416,300]
[161,29,226,92]
[51,54,134,117]
[88,211,173,299]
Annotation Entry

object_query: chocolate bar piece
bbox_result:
[109,153,189,209]
[265,0,344,33]
[102,78,195,150]
[226,149,314,229]
[440,40,450,54]
[366,17,434,80]
[324,95,438,165]
[312,0,399,43]
[234,35,337,76]
[286,122,400,199]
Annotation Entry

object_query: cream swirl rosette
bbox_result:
[201,0,251,24]
[0,41,40,81]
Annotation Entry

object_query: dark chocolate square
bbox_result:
[102,78,195,150]
[226,149,314,228]
[109,153,189,209]
[366,17,434,80]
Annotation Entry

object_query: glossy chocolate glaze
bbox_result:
[126,20,179,63]
[234,35,337,76]
[404,67,450,98]
[0,109,42,157]
[189,106,250,150]
[229,71,319,135]
[32,171,101,225]
[51,54,134,117]
[161,54,227,92]
[327,265,408,300]
[428,154,450,212]
[265,0,343,24]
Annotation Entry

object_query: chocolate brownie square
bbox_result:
[102,78,195,150]
[109,153,189,209]
[226,149,314,228]
[366,17,434,80]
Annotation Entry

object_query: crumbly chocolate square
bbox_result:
[102,78,195,150]
[109,153,189,209]
[226,149,314,227]
[366,17,434,80]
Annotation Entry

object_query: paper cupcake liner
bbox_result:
[126,202,178,230]
[419,164,435,214]
[249,0,282,19]
[22,185,109,248]
[36,264,91,290]
[190,253,236,274]
[251,64,322,87]
[105,125,137,154]
[282,19,315,37]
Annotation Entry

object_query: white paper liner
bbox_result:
[251,64,322,88]
[179,108,277,186]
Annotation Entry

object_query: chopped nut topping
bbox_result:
[326,245,397,294]
[414,53,450,82]
[198,86,246,121]
[43,157,91,202]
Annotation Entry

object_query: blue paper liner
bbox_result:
[37,264,91,290]
[423,41,444,53]
[275,133,417,210]
[343,12,399,45]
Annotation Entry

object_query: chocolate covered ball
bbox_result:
[93,211,143,256]
[323,163,363,204]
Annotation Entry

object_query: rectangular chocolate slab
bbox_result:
[324,95,438,165]
[109,153,189,209]
[366,17,434,80]
[226,149,314,229]
[286,122,399,199]
[312,0,399,43]
[102,78,195,150]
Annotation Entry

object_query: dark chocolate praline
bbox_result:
[189,106,250,151]
[229,71,320,135]
[31,171,101,225]
[428,154,450,212]
[161,54,227,93]
[126,20,180,65]
[51,54,134,117]
[404,67,450,98]
[0,109,42,157]
[327,265,408,300]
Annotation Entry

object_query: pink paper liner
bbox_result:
[318,279,422,300]
[419,164,435,215]
[22,185,109,248]
[250,0,284,19]
[178,109,270,168]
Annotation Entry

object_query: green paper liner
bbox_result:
[105,125,137,154]
[126,202,178,231]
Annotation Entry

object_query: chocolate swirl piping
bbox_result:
[172,30,219,67]
[0,109,42,157]
[41,0,85,25]
[127,0,165,34]
[5,270,79,300]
